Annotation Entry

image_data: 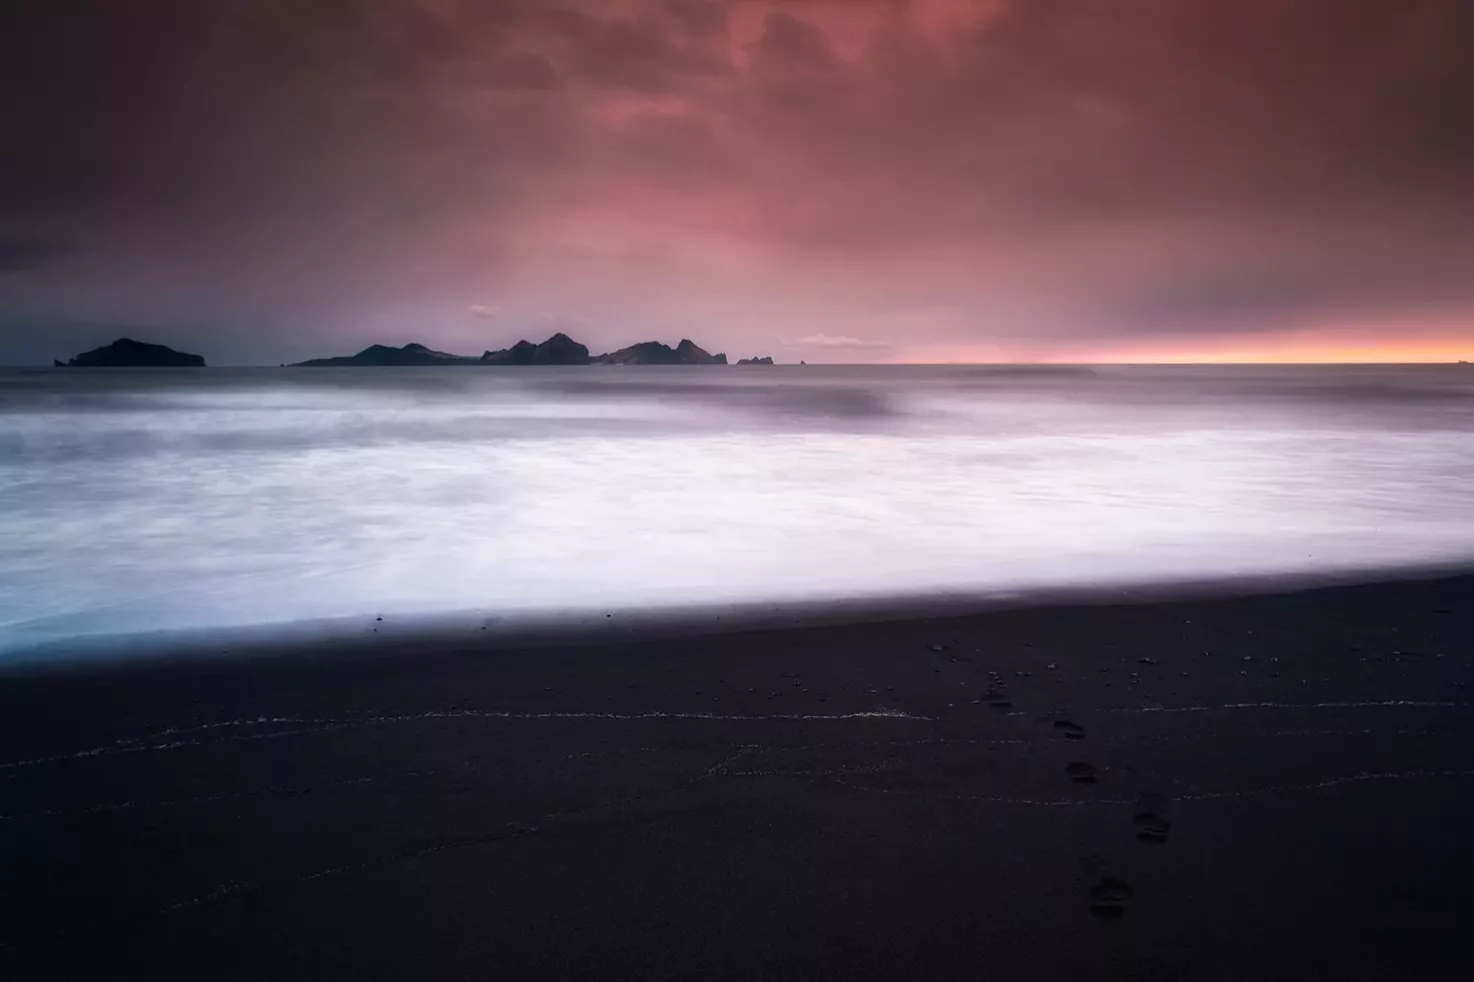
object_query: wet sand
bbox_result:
[2,575,1473,980]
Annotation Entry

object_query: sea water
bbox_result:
[2,364,1472,656]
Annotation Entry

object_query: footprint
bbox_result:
[1088,876,1135,919]
[1065,761,1098,784]
[1132,792,1170,843]
[1134,812,1171,844]
[1054,719,1086,740]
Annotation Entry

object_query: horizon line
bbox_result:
[10,359,1470,369]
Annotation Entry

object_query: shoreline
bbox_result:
[6,559,1473,675]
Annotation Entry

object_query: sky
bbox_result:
[2,0,1472,365]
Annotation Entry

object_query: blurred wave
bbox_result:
[2,364,1472,654]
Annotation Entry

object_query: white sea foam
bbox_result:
[2,364,1472,656]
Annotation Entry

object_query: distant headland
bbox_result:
[54,338,206,368]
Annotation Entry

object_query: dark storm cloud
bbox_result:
[960,0,1474,223]
[1,0,1471,362]
[722,0,1474,344]
[733,0,1474,230]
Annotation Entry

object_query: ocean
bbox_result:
[2,364,1472,657]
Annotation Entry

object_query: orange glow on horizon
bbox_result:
[894,321,1474,365]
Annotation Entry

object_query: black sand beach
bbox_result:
[3,575,1473,980]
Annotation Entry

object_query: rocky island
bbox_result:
[291,342,478,367]
[54,337,206,368]
[52,335,782,369]
[293,334,735,367]
[481,333,589,365]
[591,339,727,365]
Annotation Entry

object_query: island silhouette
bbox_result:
[291,334,753,367]
[54,338,206,368]
[55,334,776,368]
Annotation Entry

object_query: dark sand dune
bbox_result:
[2,575,1473,979]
